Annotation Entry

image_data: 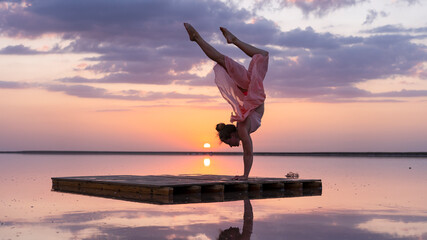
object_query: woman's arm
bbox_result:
[237,120,253,179]
[241,198,253,240]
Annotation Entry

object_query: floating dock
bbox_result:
[52,174,322,204]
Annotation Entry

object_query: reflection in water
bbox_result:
[1,154,426,239]
[357,218,427,238]
[204,158,211,167]
[2,202,427,239]
[219,199,253,240]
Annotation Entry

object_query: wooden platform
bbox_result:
[52,174,322,204]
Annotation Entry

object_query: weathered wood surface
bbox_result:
[52,174,322,204]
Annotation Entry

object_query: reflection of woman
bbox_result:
[184,23,269,180]
[218,199,253,240]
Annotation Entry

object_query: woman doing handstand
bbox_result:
[184,23,269,180]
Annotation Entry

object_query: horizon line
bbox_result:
[1,150,427,157]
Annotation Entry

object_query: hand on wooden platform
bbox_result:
[232,175,248,181]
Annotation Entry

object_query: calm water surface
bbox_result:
[0,154,426,240]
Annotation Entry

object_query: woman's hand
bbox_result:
[231,175,248,180]
[237,119,253,179]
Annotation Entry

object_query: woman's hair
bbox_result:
[216,123,237,142]
[218,227,241,240]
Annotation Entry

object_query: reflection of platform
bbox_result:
[51,174,322,204]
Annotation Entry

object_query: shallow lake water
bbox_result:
[0,154,426,240]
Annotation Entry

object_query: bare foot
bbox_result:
[232,175,248,181]
[220,27,237,44]
[184,23,199,41]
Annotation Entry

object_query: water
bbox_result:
[0,154,426,239]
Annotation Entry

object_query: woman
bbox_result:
[184,23,268,180]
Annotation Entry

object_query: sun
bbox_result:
[203,143,211,148]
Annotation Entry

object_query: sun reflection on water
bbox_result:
[203,158,210,167]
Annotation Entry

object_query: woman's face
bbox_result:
[223,132,240,147]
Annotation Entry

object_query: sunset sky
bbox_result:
[0,0,426,152]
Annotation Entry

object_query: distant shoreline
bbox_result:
[1,151,427,157]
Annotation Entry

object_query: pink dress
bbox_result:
[214,54,268,133]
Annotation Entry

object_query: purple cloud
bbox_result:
[0,81,31,88]
[400,0,419,5]
[376,89,427,97]
[274,0,367,17]
[0,45,41,55]
[364,25,427,34]
[1,0,249,43]
[0,0,265,86]
[363,10,378,25]
[263,29,427,102]
[275,27,362,49]
[60,24,427,96]
[44,84,215,101]
[269,86,427,102]
[0,0,426,103]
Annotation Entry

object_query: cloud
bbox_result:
[0,0,426,103]
[275,27,363,49]
[265,28,427,101]
[0,80,31,88]
[0,0,250,42]
[57,70,201,85]
[274,0,367,17]
[44,84,215,101]
[0,44,41,55]
[363,9,388,25]
[358,218,427,238]
[399,0,419,6]
[269,85,427,102]
[58,24,426,101]
[376,89,427,97]
[363,10,378,25]
[364,24,427,34]
[0,0,267,86]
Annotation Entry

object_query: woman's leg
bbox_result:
[220,27,268,58]
[184,23,226,68]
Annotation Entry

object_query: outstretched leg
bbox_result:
[184,23,226,68]
[220,27,268,58]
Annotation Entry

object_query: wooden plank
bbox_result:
[248,183,262,191]
[224,183,248,192]
[174,185,201,194]
[284,182,303,189]
[303,181,322,188]
[54,179,154,194]
[151,187,173,196]
[53,175,209,187]
[248,190,262,199]
[202,184,224,193]
[262,190,285,198]
[151,194,173,204]
[263,182,284,190]
[53,175,321,187]
[52,174,321,204]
